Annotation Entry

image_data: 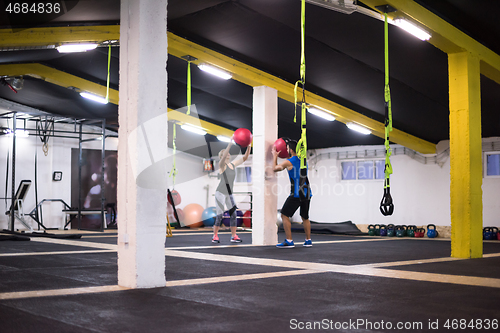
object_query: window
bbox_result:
[341,160,385,180]
[485,152,500,177]
[341,161,356,180]
[236,166,252,183]
[358,161,374,180]
[375,160,386,180]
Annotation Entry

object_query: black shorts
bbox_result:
[281,196,310,219]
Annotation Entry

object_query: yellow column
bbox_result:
[448,51,483,258]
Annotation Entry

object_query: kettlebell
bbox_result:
[368,224,375,236]
[395,225,405,237]
[415,228,425,238]
[387,224,395,237]
[374,224,381,236]
[483,227,494,240]
[427,224,438,238]
[407,225,417,237]
[379,224,387,236]
[491,227,498,240]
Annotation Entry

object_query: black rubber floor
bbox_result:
[0,250,297,294]
[383,256,500,279]
[2,271,499,333]
[0,241,106,253]
[183,237,454,266]
[1,231,499,333]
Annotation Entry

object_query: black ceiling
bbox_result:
[0,0,499,156]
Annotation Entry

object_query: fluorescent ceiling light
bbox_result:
[307,107,336,121]
[393,18,431,41]
[304,0,357,14]
[198,64,232,80]
[57,43,98,53]
[180,124,207,136]
[217,135,232,142]
[80,92,108,104]
[346,122,371,135]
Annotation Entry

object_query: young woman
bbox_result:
[212,136,252,243]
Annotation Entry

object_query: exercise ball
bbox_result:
[202,206,217,227]
[183,203,204,228]
[274,138,289,158]
[236,210,243,227]
[233,128,253,147]
[221,210,243,227]
[168,190,181,206]
[222,210,230,227]
[242,210,252,228]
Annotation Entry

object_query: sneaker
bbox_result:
[276,239,295,248]
[212,235,220,243]
[230,235,242,243]
[303,239,313,247]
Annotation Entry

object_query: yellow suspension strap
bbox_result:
[187,60,192,115]
[166,213,173,237]
[182,55,197,115]
[105,45,111,103]
[295,0,310,201]
[380,11,394,216]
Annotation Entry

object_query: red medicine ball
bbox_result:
[273,138,289,158]
[233,128,253,146]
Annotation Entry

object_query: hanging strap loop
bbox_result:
[187,60,192,115]
[380,12,394,216]
[296,0,310,202]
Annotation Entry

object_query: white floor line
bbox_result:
[165,269,321,287]
[359,256,464,268]
[30,237,117,250]
[483,252,500,258]
[164,249,500,289]
[0,269,320,300]
[2,251,499,301]
[167,238,390,250]
[0,285,129,300]
[0,249,115,257]
[7,237,389,255]
[4,237,500,291]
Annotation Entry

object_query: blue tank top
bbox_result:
[287,156,312,198]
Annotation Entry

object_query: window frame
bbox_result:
[484,151,500,178]
[340,159,386,181]
[234,165,252,184]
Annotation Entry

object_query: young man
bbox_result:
[272,139,312,248]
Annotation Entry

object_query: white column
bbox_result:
[117,0,168,288]
[252,86,278,245]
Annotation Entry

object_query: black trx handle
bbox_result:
[380,179,394,216]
